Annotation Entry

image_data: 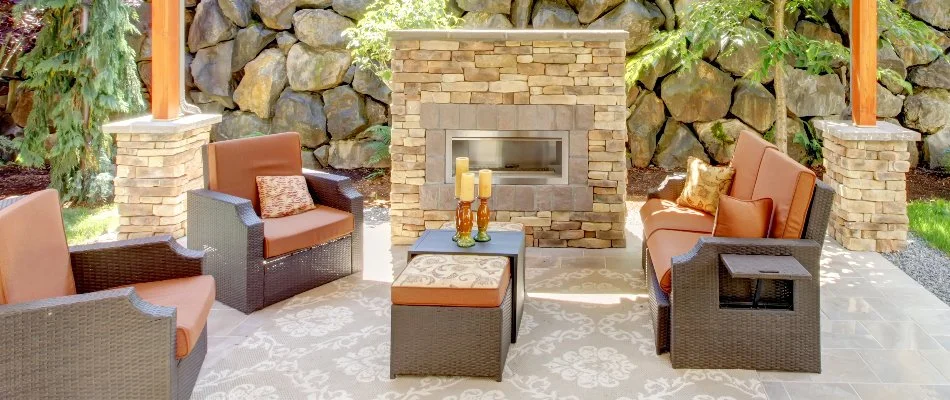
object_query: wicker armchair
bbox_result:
[187,132,363,314]
[641,130,832,372]
[0,190,212,399]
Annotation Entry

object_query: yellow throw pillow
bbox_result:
[256,175,316,218]
[676,157,736,214]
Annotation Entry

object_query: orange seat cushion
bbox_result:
[751,149,817,239]
[206,132,303,215]
[713,195,773,238]
[392,255,510,307]
[729,130,777,200]
[263,206,355,258]
[648,230,708,294]
[122,275,215,359]
[640,198,714,242]
[0,189,76,305]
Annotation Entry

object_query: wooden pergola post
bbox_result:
[851,0,877,126]
[151,0,181,120]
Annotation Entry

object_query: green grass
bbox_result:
[62,204,119,245]
[908,199,950,255]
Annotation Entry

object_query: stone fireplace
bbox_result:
[388,30,628,248]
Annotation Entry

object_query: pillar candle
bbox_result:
[478,169,492,198]
[455,157,469,198]
[460,172,475,202]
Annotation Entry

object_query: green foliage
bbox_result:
[0,135,14,165]
[793,122,823,167]
[366,124,392,165]
[908,199,950,255]
[344,0,460,81]
[756,31,849,80]
[62,203,119,245]
[15,0,144,204]
[710,121,736,145]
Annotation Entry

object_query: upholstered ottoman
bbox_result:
[390,254,512,382]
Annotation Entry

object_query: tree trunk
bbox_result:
[773,0,788,154]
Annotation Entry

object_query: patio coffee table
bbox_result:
[408,229,526,343]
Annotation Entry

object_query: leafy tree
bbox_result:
[15,0,144,204]
[0,0,42,76]
[344,0,460,81]
[626,0,943,155]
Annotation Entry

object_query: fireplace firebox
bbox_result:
[446,130,569,185]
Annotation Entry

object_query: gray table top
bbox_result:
[721,254,812,281]
[410,230,526,256]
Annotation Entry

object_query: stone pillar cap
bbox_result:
[103,113,222,134]
[388,29,629,41]
[814,120,921,142]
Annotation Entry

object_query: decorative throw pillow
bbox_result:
[676,157,736,214]
[713,195,773,238]
[256,175,316,219]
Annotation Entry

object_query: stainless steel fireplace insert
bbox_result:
[446,130,569,185]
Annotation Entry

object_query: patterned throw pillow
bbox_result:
[676,157,736,214]
[256,175,316,218]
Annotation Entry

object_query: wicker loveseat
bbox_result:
[187,132,363,314]
[0,190,213,399]
[640,130,832,372]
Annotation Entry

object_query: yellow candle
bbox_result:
[460,172,475,202]
[478,169,492,198]
[455,157,469,198]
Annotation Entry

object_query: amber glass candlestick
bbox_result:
[452,200,462,242]
[475,197,491,242]
[456,200,476,248]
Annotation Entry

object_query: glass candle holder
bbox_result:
[456,200,476,248]
[452,199,462,242]
[475,197,491,242]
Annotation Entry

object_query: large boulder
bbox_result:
[626,91,665,167]
[878,42,908,94]
[219,0,251,27]
[903,88,950,134]
[276,32,298,54]
[322,85,369,140]
[660,60,734,123]
[214,111,271,142]
[784,68,846,117]
[715,21,771,81]
[352,68,392,103]
[636,52,676,90]
[293,9,354,50]
[272,89,329,148]
[190,90,227,114]
[191,40,235,108]
[532,0,580,28]
[301,150,319,170]
[461,12,514,28]
[457,0,511,14]
[511,0,533,27]
[885,26,949,67]
[366,98,389,126]
[910,57,950,90]
[569,0,623,24]
[923,128,950,169]
[795,20,841,44]
[231,24,277,72]
[877,84,904,119]
[905,0,950,30]
[314,145,330,167]
[253,0,296,29]
[286,44,351,91]
[188,0,236,52]
[588,0,665,53]
[11,90,32,128]
[329,139,391,169]
[730,79,775,132]
[652,120,709,170]
[233,49,287,119]
[695,119,752,164]
[332,0,375,19]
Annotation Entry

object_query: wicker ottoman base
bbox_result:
[390,283,512,382]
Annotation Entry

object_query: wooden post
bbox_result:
[151,0,181,120]
[851,0,877,127]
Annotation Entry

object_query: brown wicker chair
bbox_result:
[641,131,832,372]
[187,132,363,314]
[0,190,212,399]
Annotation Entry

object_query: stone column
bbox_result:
[815,120,920,252]
[104,114,221,240]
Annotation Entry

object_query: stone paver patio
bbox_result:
[196,203,950,399]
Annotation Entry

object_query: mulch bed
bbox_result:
[0,165,49,199]
[907,168,950,201]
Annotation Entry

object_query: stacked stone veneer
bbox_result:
[817,120,921,253]
[105,114,221,240]
[389,30,628,248]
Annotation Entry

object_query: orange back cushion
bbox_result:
[0,189,76,304]
[729,130,777,200]
[206,132,303,214]
[751,149,817,239]
[713,195,773,238]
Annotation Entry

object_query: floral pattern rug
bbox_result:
[192,252,767,400]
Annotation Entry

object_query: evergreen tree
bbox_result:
[15,0,144,204]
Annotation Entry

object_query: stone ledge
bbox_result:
[389,29,629,41]
[814,120,921,142]
[104,113,222,134]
